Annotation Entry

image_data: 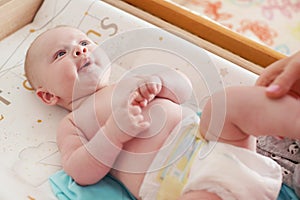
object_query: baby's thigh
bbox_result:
[201,85,300,146]
[226,86,300,139]
[142,99,183,136]
[180,190,221,200]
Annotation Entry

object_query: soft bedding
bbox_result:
[0,0,296,199]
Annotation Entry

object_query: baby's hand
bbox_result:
[127,92,150,134]
[134,75,162,107]
[108,92,150,145]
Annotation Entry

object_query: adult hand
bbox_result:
[256,51,300,98]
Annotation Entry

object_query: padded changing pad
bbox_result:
[0,0,258,199]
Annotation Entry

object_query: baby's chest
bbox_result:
[73,96,111,140]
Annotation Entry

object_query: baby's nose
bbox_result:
[74,46,87,57]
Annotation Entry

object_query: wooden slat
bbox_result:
[121,0,286,68]
[103,0,264,74]
[0,0,43,41]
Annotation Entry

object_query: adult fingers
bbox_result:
[265,59,300,98]
[255,58,286,87]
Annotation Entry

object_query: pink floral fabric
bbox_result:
[170,0,300,55]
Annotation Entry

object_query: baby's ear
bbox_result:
[36,88,59,106]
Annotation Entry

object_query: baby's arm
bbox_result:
[57,95,149,185]
[57,117,110,185]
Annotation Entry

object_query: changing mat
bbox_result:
[0,0,265,199]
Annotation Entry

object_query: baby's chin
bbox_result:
[72,65,110,98]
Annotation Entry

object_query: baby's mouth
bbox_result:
[79,58,92,71]
[82,61,90,68]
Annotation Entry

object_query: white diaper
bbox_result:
[182,142,283,200]
[139,111,201,200]
[139,112,282,200]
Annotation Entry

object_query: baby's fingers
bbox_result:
[147,82,162,96]
[128,104,142,115]
[130,114,149,127]
[129,105,150,131]
[129,91,148,107]
[147,76,162,95]
[139,84,155,101]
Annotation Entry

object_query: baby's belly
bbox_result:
[111,98,183,198]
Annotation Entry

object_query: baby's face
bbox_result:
[32,27,111,103]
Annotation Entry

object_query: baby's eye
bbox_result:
[55,50,66,59]
[80,40,89,46]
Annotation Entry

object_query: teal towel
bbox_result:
[278,184,299,200]
[49,171,299,200]
[49,170,136,200]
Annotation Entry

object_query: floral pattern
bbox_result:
[170,0,300,55]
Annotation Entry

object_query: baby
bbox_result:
[25,26,300,200]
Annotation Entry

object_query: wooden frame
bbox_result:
[102,0,286,74]
[0,0,43,41]
[120,0,286,67]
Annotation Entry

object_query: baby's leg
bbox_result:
[200,86,300,149]
[185,86,286,199]
[180,190,221,200]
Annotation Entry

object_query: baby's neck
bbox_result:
[59,93,95,112]
[59,86,108,111]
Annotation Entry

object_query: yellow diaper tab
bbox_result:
[155,123,206,200]
[138,113,204,200]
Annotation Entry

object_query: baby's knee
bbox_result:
[199,88,229,140]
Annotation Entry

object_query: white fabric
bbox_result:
[182,142,282,200]
[139,109,200,200]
